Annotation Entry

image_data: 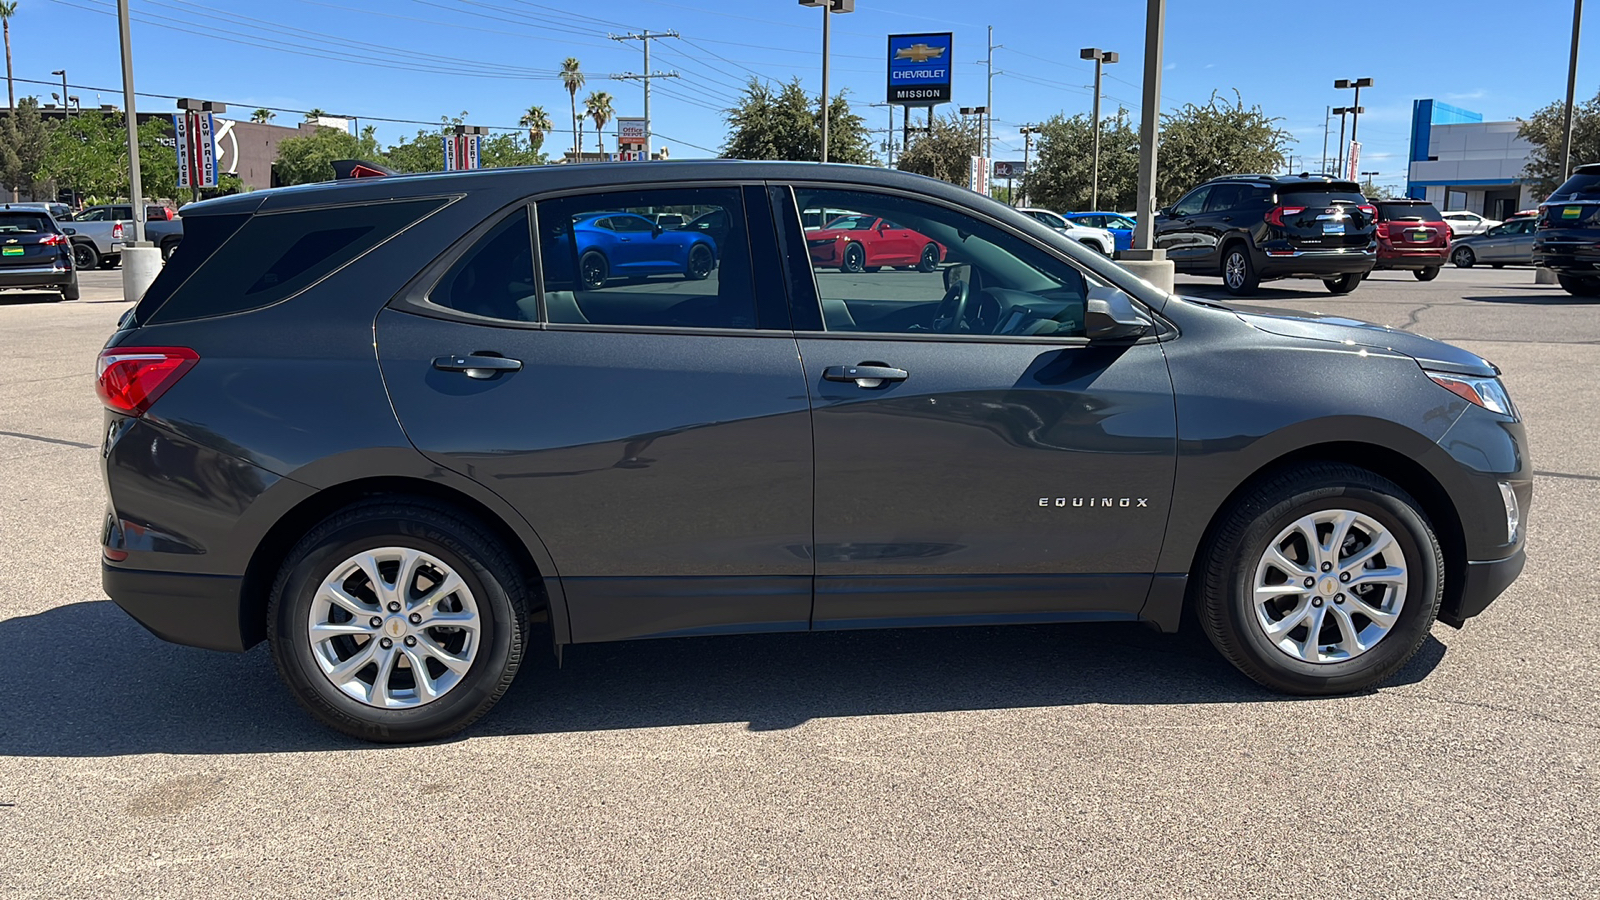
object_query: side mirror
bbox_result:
[1084,286,1151,341]
[652,223,663,237]
[1155,207,1169,218]
[877,221,889,231]
[62,227,76,235]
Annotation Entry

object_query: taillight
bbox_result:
[96,347,199,416]
[1376,222,1390,239]
[1265,206,1305,227]
[1358,204,1378,221]
[112,222,124,240]
[41,233,66,245]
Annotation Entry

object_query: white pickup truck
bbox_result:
[64,204,184,269]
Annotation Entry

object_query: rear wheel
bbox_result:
[579,250,608,290]
[1221,246,1259,295]
[160,237,181,261]
[1198,464,1442,695]
[1452,246,1475,268]
[72,242,99,270]
[917,243,940,273]
[1324,273,1363,294]
[1557,274,1600,296]
[267,499,530,743]
[1080,239,1109,256]
[60,275,79,301]
[840,242,866,273]
[1414,266,1440,281]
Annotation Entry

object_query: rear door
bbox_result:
[0,211,66,270]
[1275,184,1375,251]
[377,184,814,643]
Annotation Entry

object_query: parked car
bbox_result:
[806,213,945,272]
[0,206,77,300]
[1154,174,1377,295]
[1533,162,1600,296]
[654,213,687,229]
[5,200,74,221]
[1371,199,1451,281]
[69,203,185,269]
[1451,217,1536,269]
[1063,211,1135,252]
[99,161,1530,742]
[1440,209,1496,237]
[564,211,717,289]
[1016,208,1116,255]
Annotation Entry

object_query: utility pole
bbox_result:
[981,26,999,160]
[1019,124,1040,207]
[872,101,895,166]
[1080,47,1119,211]
[610,30,679,161]
[1563,0,1584,180]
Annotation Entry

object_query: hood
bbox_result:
[1216,302,1498,377]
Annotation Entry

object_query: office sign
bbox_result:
[172,110,219,189]
[617,117,647,146]
[887,32,952,106]
[993,160,1027,179]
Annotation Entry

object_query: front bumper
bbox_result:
[807,240,845,266]
[0,264,72,289]
[103,563,249,652]
[1439,548,1525,628]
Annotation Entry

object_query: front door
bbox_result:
[378,187,814,643]
[780,185,1177,629]
[1155,186,1212,269]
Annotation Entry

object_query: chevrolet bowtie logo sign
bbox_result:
[894,43,946,63]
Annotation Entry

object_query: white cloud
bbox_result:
[1446,89,1488,101]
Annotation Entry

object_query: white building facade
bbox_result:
[1406,99,1537,219]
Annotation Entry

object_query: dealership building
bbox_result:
[1406,99,1538,218]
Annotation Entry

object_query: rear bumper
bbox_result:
[1439,548,1525,628]
[1531,245,1600,274]
[102,563,249,652]
[1256,248,1377,279]
[0,265,72,288]
[1374,246,1449,269]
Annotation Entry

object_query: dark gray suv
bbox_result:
[98,162,1529,742]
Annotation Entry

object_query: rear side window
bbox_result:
[1203,184,1247,212]
[1378,203,1443,221]
[140,197,446,325]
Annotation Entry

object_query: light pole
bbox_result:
[1334,77,1373,179]
[1563,0,1584,180]
[1359,169,1380,197]
[1080,47,1119,212]
[1019,124,1040,207]
[51,69,67,116]
[799,0,854,163]
[117,0,160,301]
[1124,0,1172,292]
[960,104,990,164]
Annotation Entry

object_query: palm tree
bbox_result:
[585,91,614,159]
[251,108,274,124]
[559,58,584,160]
[1,2,18,112]
[519,104,552,149]
[303,107,328,123]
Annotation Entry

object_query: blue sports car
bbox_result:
[1064,212,1136,253]
[571,212,718,289]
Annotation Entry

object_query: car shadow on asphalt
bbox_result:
[1460,294,1600,306]
[0,291,69,306]
[0,600,1447,756]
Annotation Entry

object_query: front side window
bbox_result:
[75,207,107,221]
[537,187,754,330]
[1170,188,1209,217]
[793,187,1099,338]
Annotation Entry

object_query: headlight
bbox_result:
[1425,370,1517,418]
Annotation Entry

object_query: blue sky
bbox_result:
[8,0,1589,189]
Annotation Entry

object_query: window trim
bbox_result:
[773,180,1170,345]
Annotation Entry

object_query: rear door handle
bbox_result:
[433,354,522,379]
[823,364,908,388]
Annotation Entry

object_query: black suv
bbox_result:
[1154,174,1377,295]
[1532,162,1600,296]
[99,162,1528,742]
[0,204,78,300]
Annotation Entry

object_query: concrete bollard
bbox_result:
[1117,249,1176,295]
[1534,267,1557,285]
[121,244,162,303]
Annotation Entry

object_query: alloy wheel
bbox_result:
[1251,509,1408,664]
[307,546,482,709]
[1225,252,1247,290]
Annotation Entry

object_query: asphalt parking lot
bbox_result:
[2,266,1596,898]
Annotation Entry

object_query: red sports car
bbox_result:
[806,214,945,273]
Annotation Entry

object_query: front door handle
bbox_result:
[823,364,908,388]
[433,354,522,379]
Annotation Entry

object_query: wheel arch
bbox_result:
[1179,440,1467,628]
[239,475,563,655]
[1217,234,1252,274]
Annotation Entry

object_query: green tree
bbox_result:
[383,127,445,174]
[560,58,584,159]
[1360,178,1395,200]
[37,108,180,203]
[0,95,47,198]
[250,108,274,124]
[895,111,980,185]
[722,77,872,164]
[272,124,381,185]
[303,108,328,122]
[1026,109,1139,212]
[2,1,17,112]
[1516,89,1600,199]
[479,131,545,168]
[1156,90,1290,205]
[519,104,552,150]
[585,91,614,158]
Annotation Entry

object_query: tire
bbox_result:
[267,499,531,743]
[863,266,883,273]
[1490,263,1504,269]
[1079,239,1110,256]
[160,237,181,262]
[684,243,714,281]
[1197,463,1443,695]
[917,243,940,273]
[1557,274,1600,296]
[1452,246,1475,268]
[60,276,79,301]
[99,255,119,270]
[579,250,608,290]
[1323,273,1363,294]
[72,242,99,270]
[1414,266,1440,282]
[1220,245,1259,295]
[840,242,866,273]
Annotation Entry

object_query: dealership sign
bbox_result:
[887,32,952,106]
[442,133,482,171]
[172,110,218,189]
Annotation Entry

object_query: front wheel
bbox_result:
[1324,273,1363,294]
[684,243,714,281]
[72,242,99,270]
[1198,464,1442,695]
[579,250,609,290]
[1452,246,1475,268]
[1221,246,1259,295]
[840,242,866,273]
[267,499,531,743]
[1414,266,1440,282]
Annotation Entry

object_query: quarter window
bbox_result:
[792,187,1098,338]
[536,188,755,330]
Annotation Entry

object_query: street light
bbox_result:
[1331,106,1361,174]
[960,105,990,164]
[1080,47,1119,211]
[1019,124,1041,207]
[1334,77,1373,179]
[50,69,67,116]
[799,0,854,163]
